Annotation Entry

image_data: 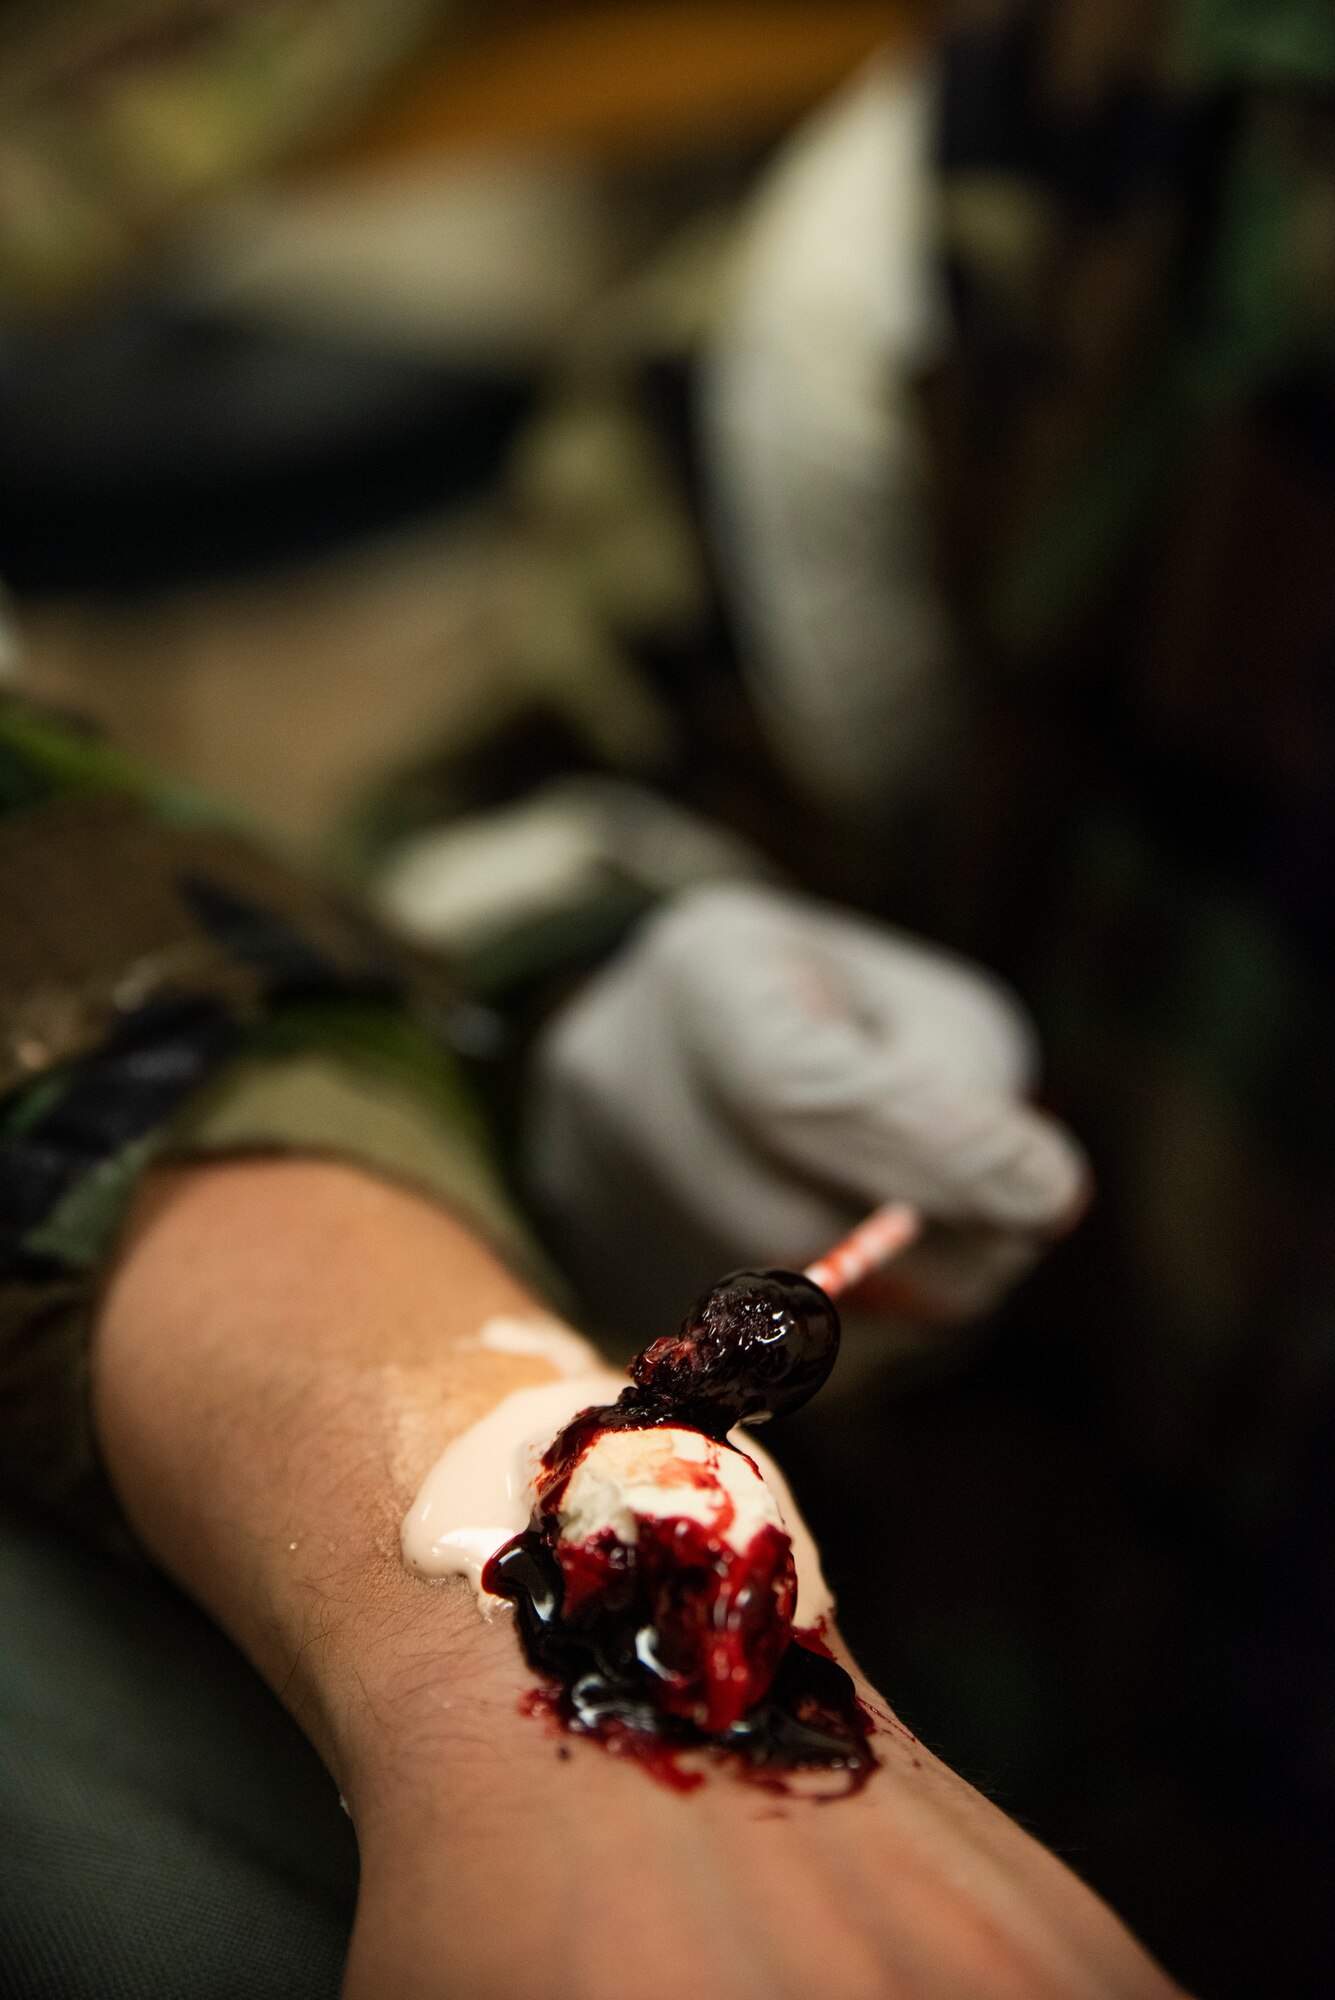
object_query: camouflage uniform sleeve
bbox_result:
[0,697,546,1536]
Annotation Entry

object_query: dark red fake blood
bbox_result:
[557,1515,795,1733]
[631,1269,840,1434]
[483,1269,877,1795]
[522,1685,705,1794]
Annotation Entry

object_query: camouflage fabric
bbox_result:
[0,0,454,311]
[815,5,1335,1991]
[923,0,1335,1508]
[0,697,534,1532]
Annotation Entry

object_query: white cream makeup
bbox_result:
[558,1426,783,1553]
[470,1315,598,1377]
[400,1366,834,1626]
[400,1371,625,1603]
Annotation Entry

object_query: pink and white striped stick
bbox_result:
[804,1201,921,1301]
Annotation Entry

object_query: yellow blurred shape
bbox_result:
[327,2,916,167]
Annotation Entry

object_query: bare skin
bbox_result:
[94,1158,1189,2000]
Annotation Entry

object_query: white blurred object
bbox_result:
[702,54,958,822]
[527,883,1088,1345]
[177,159,619,362]
[376,775,767,954]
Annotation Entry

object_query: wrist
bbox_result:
[333,1586,524,1842]
[91,1155,585,1792]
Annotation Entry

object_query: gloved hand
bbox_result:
[526,884,1088,1347]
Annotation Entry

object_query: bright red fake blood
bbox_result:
[482,1268,877,1795]
[555,1516,796,1733]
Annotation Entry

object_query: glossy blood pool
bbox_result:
[631,1270,840,1432]
[483,1270,877,1792]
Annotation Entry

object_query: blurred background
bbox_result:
[1,0,902,856]
[3,4,1335,1995]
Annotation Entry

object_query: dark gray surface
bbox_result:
[0,1503,357,1999]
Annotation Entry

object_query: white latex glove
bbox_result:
[526,884,1088,1347]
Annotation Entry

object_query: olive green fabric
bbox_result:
[170,1041,545,1283]
[0,786,456,1101]
[0,1499,357,1999]
[0,697,544,1534]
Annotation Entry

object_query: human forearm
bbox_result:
[92,1156,575,1798]
[92,1156,1185,2000]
